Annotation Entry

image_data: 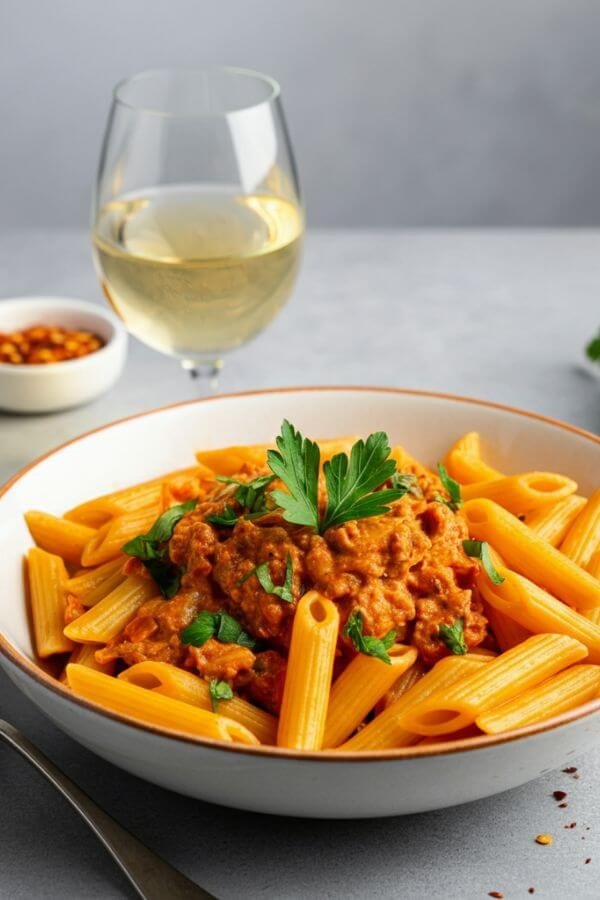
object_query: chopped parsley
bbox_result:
[209,678,233,712]
[343,609,396,665]
[463,539,505,585]
[390,471,423,497]
[122,499,197,598]
[238,553,294,603]
[586,328,600,364]
[439,618,468,655]
[180,610,256,649]
[207,473,276,527]
[435,463,462,512]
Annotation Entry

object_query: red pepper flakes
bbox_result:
[528,890,535,895]
[559,802,568,809]
[563,766,578,774]
[488,893,504,899]
[564,822,577,829]
[585,858,591,864]
[553,790,567,801]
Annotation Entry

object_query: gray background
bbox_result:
[3,0,600,227]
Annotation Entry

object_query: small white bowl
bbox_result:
[0,297,128,413]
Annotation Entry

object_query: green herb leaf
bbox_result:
[389,471,423,497]
[439,618,468,655]
[267,420,321,530]
[586,329,600,364]
[180,610,256,649]
[321,433,407,532]
[343,609,396,665]
[238,553,295,603]
[435,463,462,512]
[206,506,238,527]
[122,500,197,597]
[209,678,233,712]
[462,539,505,585]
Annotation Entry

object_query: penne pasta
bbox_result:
[398,634,588,737]
[476,665,600,734]
[560,489,600,568]
[339,656,490,751]
[60,642,115,681]
[27,547,74,657]
[484,602,531,651]
[277,591,340,750]
[65,558,127,606]
[196,445,270,475]
[478,566,600,664]
[25,511,96,565]
[81,506,161,567]
[461,472,577,516]
[378,658,426,711]
[66,664,260,745]
[525,494,587,547]
[322,644,418,748]
[462,499,600,610]
[63,576,157,643]
[118,661,277,745]
[587,547,600,580]
[444,432,503,485]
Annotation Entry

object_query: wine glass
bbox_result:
[92,66,303,390]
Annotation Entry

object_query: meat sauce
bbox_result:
[97,462,487,715]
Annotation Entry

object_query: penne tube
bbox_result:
[476,665,600,734]
[277,591,339,750]
[118,661,277,745]
[339,655,490,751]
[322,645,418,749]
[484,602,531,651]
[587,547,600,580]
[462,499,600,610]
[461,472,577,516]
[65,558,127,606]
[525,495,587,547]
[81,506,161,567]
[378,658,426,711]
[60,642,115,681]
[560,489,600,568]
[66,664,259,745]
[398,634,588,737]
[63,498,128,529]
[63,576,157,643]
[196,445,271,476]
[27,547,74,657]
[444,432,503,485]
[25,511,96,565]
[478,567,600,664]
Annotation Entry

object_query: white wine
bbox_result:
[92,186,303,360]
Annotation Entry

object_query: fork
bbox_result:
[0,719,216,900]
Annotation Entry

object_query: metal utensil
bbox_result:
[0,719,216,899]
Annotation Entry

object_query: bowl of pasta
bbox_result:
[0,387,599,818]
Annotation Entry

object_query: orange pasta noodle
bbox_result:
[63,576,157,643]
[484,602,531,651]
[478,567,600,664]
[378,658,426,711]
[560,489,600,567]
[81,506,161,567]
[444,432,503,485]
[25,511,95,565]
[119,661,277,745]
[461,472,577,516]
[339,655,490,751]
[476,665,600,734]
[322,645,418,749]
[398,634,588,737]
[65,558,126,607]
[60,642,115,681]
[462,499,600,610]
[196,444,271,475]
[525,495,587,547]
[277,591,339,750]
[66,664,259,745]
[587,547,600,579]
[27,547,73,657]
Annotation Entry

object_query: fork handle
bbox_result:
[0,719,215,900]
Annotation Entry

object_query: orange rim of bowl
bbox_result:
[1,385,599,761]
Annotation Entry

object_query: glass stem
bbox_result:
[180,358,224,392]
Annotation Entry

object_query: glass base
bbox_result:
[180,357,224,392]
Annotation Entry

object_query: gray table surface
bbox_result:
[0,227,599,899]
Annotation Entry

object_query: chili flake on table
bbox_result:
[0,325,104,364]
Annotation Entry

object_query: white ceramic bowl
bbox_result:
[1,387,599,818]
[0,297,127,413]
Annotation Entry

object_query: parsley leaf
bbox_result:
[463,539,505,585]
[122,499,197,598]
[435,463,462,512]
[267,420,321,530]
[207,474,277,527]
[209,678,233,712]
[389,471,423,497]
[439,618,468,655]
[343,609,396,665]
[238,553,294,603]
[206,505,238,527]
[586,329,600,364]
[180,610,256,649]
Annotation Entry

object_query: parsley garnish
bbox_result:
[122,499,197,598]
[343,609,396,665]
[439,618,467,655]
[180,609,256,649]
[462,539,505,585]
[207,474,276,527]
[267,421,406,534]
[586,329,600,364]
[238,553,294,603]
[435,463,462,512]
[209,678,233,712]
[206,506,238,527]
[389,471,423,497]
